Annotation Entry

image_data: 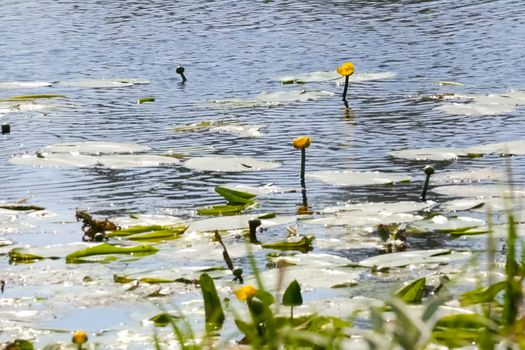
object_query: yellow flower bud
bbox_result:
[72,330,88,345]
[336,62,355,77]
[292,136,311,149]
[235,284,257,301]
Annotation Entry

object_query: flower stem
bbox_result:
[342,75,349,102]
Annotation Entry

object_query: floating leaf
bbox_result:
[389,147,459,161]
[276,71,396,84]
[215,186,256,205]
[262,235,315,253]
[107,225,187,241]
[211,89,334,108]
[358,249,470,269]
[57,79,149,88]
[321,201,434,214]
[65,243,158,263]
[210,125,265,138]
[431,184,525,198]
[187,214,295,232]
[0,204,45,211]
[183,156,280,172]
[307,170,411,186]
[433,81,464,86]
[462,140,525,156]
[8,248,46,263]
[199,273,225,331]
[44,141,151,154]
[395,277,426,304]
[0,81,53,89]
[282,280,303,306]
[0,94,66,101]
[197,204,246,216]
[432,167,506,185]
[95,154,180,168]
[137,97,155,104]
[304,212,423,227]
[220,183,298,195]
[434,91,525,116]
[408,215,486,235]
[174,119,227,132]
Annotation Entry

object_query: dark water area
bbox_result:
[1,0,525,347]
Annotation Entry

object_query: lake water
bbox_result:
[1,0,525,348]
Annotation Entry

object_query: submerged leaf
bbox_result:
[389,147,459,161]
[358,248,470,269]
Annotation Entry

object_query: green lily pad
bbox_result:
[65,243,159,263]
[408,215,486,234]
[307,170,411,186]
[149,313,183,327]
[389,147,459,161]
[0,94,66,101]
[439,198,487,211]
[358,248,470,269]
[108,225,187,241]
[262,235,315,252]
[183,156,280,172]
[196,204,246,216]
[137,97,155,104]
[8,248,46,263]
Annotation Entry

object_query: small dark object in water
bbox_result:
[75,210,116,242]
[248,219,262,244]
[176,65,187,82]
[1,124,11,134]
[420,165,435,201]
[0,280,5,293]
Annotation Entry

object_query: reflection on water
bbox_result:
[1,0,525,346]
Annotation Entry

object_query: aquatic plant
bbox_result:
[292,136,311,207]
[420,165,435,201]
[336,61,355,104]
[176,65,188,82]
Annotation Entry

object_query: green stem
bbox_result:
[291,306,294,321]
[300,148,306,189]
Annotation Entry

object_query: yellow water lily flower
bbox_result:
[292,136,311,149]
[235,284,257,301]
[336,62,355,77]
[72,330,88,344]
